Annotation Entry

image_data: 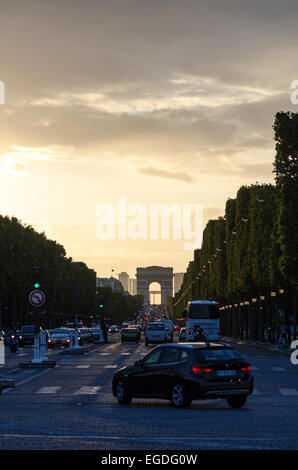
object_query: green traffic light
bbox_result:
[34,283,40,288]
[99,304,103,308]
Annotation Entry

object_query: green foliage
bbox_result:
[0,215,96,327]
[96,286,143,323]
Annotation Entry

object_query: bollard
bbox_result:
[31,335,41,363]
[68,330,74,350]
[39,330,48,362]
[74,330,80,349]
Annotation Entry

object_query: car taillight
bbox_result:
[164,335,167,340]
[218,329,222,335]
[241,365,251,371]
[146,336,148,339]
[192,365,213,373]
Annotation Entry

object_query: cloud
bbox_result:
[138,166,195,183]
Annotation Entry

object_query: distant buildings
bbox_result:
[118,272,130,292]
[118,272,137,295]
[174,272,184,294]
[96,277,124,293]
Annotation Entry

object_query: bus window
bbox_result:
[188,303,219,319]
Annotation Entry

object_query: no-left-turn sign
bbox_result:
[29,289,46,307]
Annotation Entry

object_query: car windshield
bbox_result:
[51,333,69,338]
[197,348,243,361]
[50,329,68,334]
[91,329,101,332]
[19,326,35,332]
[147,324,165,331]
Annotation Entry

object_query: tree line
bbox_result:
[168,111,298,343]
[96,286,144,324]
[0,215,97,329]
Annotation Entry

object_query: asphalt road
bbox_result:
[0,334,297,450]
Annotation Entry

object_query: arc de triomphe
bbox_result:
[136,266,173,305]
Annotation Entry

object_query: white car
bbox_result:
[145,323,167,347]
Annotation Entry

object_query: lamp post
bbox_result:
[259,295,265,342]
[270,291,277,344]
[251,298,258,341]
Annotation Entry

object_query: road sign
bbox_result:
[29,289,46,307]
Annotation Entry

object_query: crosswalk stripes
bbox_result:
[104,365,118,368]
[120,353,130,355]
[76,386,101,394]
[76,365,90,369]
[279,388,298,396]
[37,386,62,394]
[99,353,110,356]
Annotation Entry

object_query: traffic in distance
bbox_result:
[0,300,253,409]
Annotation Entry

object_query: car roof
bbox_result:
[154,342,232,350]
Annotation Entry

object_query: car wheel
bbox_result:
[116,379,132,405]
[170,382,191,408]
[226,395,247,408]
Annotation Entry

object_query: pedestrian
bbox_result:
[195,325,205,342]
[101,318,108,343]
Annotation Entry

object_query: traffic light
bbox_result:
[34,283,40,288]
[98,298,104,309]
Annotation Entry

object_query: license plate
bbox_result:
[153,335,160,338]
[216,370,236,376]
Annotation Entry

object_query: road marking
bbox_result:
[120,353,130,356]
[18,353,28,357]
[99,353,110,356]
[89,345,106,354]
[272,367,286,372]
[76,386,101,394]
[1,368,53,393]
[76,365,90,369]
[252,388,259,395]
[279,388,298,396]
[37,386,61,394]
[104,365,118,368]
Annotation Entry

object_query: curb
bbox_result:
[223,337,292,357]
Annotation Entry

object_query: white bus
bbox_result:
[184,300,221,342]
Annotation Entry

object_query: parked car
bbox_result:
[18,325,40,346]
[112,342,254,408]
[122,327,139,344]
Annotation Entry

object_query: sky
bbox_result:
[0,0,298,279]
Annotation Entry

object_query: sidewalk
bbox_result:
[222,336,292,357]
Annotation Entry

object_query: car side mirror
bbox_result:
[134,359,143,367]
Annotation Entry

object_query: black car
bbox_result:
[112,342,254,408]
[18,325,40,346]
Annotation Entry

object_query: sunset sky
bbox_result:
[1,0,297,278]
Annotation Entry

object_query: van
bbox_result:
[145,322,167,347]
